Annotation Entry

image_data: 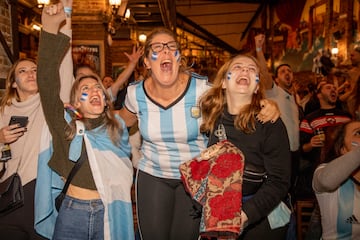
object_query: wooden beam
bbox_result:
[240,1,266,41]
[177,13,237,53]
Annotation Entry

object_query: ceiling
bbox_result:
[15,0,281,55]
[126,0,280,54]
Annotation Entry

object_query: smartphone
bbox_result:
[9,116,28,128]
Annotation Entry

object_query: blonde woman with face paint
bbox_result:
[199,54,291,239]
[0,1,73,239]
[34,2,134,240]
[118,27,280,240]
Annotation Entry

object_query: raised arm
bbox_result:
[313,149,360,193]
[37,2,71,158]
[59,0,74,103]
[109,46,144,98]
[255,34,273,90]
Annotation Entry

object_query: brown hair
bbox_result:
[199,54,264,134]
[0,58,37,113]
[66,74,122,145]
[320,121,354,164]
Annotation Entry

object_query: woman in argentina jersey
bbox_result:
[313,120,360,239]
[118,27,279,240]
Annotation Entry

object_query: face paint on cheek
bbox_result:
[174,50,180,62]
[227,72,232,80]
[80,92,88,102]
[151,52,158,61]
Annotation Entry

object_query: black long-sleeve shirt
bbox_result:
[208,110,291,225]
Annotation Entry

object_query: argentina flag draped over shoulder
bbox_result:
[35,114,134,239]
[81,120,134,239]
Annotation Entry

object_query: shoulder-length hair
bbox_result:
[199,54,264,134]
[0,58,37,113]
[65,74,122,145]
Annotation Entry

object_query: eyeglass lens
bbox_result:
[150,41,178,52]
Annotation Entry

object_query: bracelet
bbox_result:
[256,47,262,52]
[64,7,72,18]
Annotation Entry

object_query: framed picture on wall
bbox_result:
[72,40,105,77]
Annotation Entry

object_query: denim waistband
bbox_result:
[63,195,104,211]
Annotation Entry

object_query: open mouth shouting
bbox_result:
[160,59,173,72]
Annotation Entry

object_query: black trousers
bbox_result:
[136,170,201,240]
[0,179,47,240]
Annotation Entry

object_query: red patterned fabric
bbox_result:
[180,140,245,239]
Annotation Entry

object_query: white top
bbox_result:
[266,84,299,151]
[315,164,360,240]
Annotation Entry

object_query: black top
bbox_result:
[208,110,291,225]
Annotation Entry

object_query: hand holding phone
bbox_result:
[9,116,28,128]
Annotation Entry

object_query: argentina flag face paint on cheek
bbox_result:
[174,50,180,62]
[255,74,260,83]
[227,71,232,80]
[151,52,158,61]
[80,92,88,102]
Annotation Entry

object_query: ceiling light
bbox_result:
[109,0,121,15]
[37,0,50,8]
[125,9,130,19]
[331,48,339,55]
[139,33,147,43]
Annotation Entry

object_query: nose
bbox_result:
[241,67,249,72]
[27,70,36,77]
[163,46,170,54]
[90,86,101,93]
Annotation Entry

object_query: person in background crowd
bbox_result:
[255,34,300,198]
[313,120,360,239]
[119,27,279,240]
[347,46,360,89]
[300,81,352,239]
[339,76,360,120]
[35,2,134,239]
[0,1,73,239]
[102,76,114,89]
[199,54,291,239]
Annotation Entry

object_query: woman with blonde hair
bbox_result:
[200,54,291,239]
[34,2,134,239]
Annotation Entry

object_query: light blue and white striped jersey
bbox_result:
[315,164,360,239]
[125,72,210,179]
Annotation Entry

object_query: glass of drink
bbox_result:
[314,128,325,146]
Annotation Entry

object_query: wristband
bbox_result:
[64,7,72,18]
[256,47,262,52]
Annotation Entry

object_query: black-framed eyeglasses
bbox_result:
[150,41,178,53]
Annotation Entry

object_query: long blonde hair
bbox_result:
[0,58,37,113]
[65,74,122,145]
[199,54,264,134]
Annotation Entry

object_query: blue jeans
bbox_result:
[53,195,104,240]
